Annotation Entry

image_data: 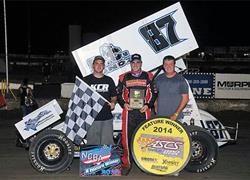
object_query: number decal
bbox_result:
[139,10,186,53]
[200,120,225,139]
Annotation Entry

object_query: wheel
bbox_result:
[29,129,74,173]
[185,125,219,173]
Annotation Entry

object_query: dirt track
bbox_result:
[0,109,250,179]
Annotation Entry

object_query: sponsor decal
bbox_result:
[200,120,227,140]
[137,134,184,158]
[80,145,122,176]
[80,145,112,165]
[132,117,191,175]
[151,165,168,172]
[217,81,250,90]
[162,159,179,166]
[141,157,158,163]
[86,43,130,75]
[215,74,250,99]
[90,84,109,92]
[126,79,147,87]
[183,73,215,99]
[24,110,52,131]
[83,158,120,175]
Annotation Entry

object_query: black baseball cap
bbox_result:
[93,55,105,64]
[130,53,142,62]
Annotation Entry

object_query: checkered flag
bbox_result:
[63,76,108,145]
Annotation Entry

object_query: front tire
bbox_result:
[29,129,74,173]
[185,125,218,173]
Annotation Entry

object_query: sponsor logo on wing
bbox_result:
[24,110,51,131]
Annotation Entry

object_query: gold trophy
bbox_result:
[129,89,144,109]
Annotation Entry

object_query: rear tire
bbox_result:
[29,129,74,173]
[185,125,218,173]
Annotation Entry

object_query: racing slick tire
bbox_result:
[185,125,219,173]
[29,129,74,173]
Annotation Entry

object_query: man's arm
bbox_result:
[170,93,189,121]
[116,74,127,108]
[110,96,117,110]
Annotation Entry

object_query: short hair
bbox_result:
[163,55,176,64]
[93,55,105,64]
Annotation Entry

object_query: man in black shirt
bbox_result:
[83,56,117,145]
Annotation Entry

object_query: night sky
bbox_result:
[1,1,250,55]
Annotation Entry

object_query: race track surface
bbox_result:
[0,109,250,180]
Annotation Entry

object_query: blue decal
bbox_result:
[24,110,51,131]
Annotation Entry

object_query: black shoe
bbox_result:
[121,167,131,176]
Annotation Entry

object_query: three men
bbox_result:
[83,54,189,175]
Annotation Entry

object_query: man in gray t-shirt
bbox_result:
[155,55,189,121]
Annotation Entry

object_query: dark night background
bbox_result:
[1,0,250,55]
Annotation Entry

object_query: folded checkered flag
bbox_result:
[63,76,108,145]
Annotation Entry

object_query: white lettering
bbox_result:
[91,84,109,92]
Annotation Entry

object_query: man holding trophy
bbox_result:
[117,53,157,175]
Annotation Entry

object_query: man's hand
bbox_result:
[170,112,178,121]
[140,104,149,113]
[109,102,116,110]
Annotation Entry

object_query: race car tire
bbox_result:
[29,129,74,173]
[185,125,219,173]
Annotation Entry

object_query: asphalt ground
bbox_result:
[0,109,250,180]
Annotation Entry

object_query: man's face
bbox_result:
[163,59,175,74]
[130,60,142,72]
[93,60,105,74]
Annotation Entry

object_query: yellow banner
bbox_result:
[132,117,191,175]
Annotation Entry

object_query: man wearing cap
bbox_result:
[83,55,117,145]
[117,53,157,174]
[155,55,189,121]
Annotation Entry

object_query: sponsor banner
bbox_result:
[15,99,63,140]
[183,73,215,99]
[80,145,122,176]
[72,2,198,84]
[215,74,250,99]
[132,117,191,175]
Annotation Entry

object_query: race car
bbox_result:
[15,2,239,175]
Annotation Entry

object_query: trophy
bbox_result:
[129,89,145,109]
